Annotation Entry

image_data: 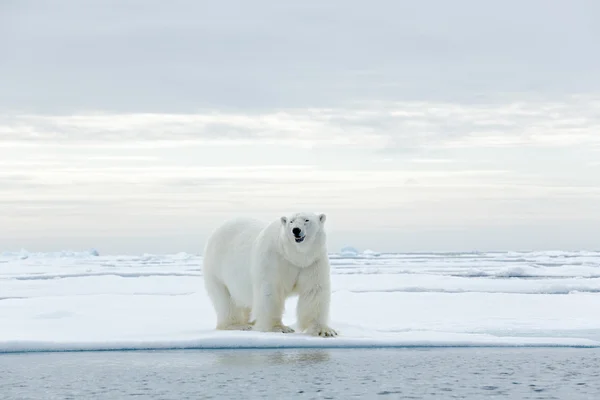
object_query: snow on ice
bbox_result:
[1,249,600,353]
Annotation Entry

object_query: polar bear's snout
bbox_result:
[292,227,305,243]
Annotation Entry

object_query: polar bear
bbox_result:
[202,212,337,337]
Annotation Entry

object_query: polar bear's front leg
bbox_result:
[252,281,295,333]
[297,277,338,337]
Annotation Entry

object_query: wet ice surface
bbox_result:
[2,250,600,351]
[1,348,600,399]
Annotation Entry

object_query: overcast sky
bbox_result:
[1,0,600,254]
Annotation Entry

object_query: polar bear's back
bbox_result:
[202,217,267,305]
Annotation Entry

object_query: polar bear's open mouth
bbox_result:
[294,236,305,243]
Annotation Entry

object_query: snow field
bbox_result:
[1,250,600,353]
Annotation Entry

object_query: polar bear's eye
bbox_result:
[305,219,309,223]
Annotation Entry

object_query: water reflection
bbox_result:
[213,349,331,367]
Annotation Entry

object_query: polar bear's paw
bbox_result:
[253,323,295,333]
[237,324,255,331]
[274,324,295,334]
[217,323,254,331]
[307,325,338,338]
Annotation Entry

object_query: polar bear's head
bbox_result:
[280,212,326,248]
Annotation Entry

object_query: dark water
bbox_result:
[1,348,599,399]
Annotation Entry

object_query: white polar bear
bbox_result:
[202,212,337,337]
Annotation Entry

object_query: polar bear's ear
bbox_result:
[319,213,326,224]
[280,216,288,225]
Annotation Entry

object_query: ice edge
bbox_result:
[2,338,599,354]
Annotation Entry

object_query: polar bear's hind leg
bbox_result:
[204,276,253,331]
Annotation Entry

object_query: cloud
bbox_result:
[2,1,600,114]
[3,2,600,253]
[408,158,456,164]
[2,96,600,152]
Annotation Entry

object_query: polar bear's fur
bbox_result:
[202,212,337,337]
